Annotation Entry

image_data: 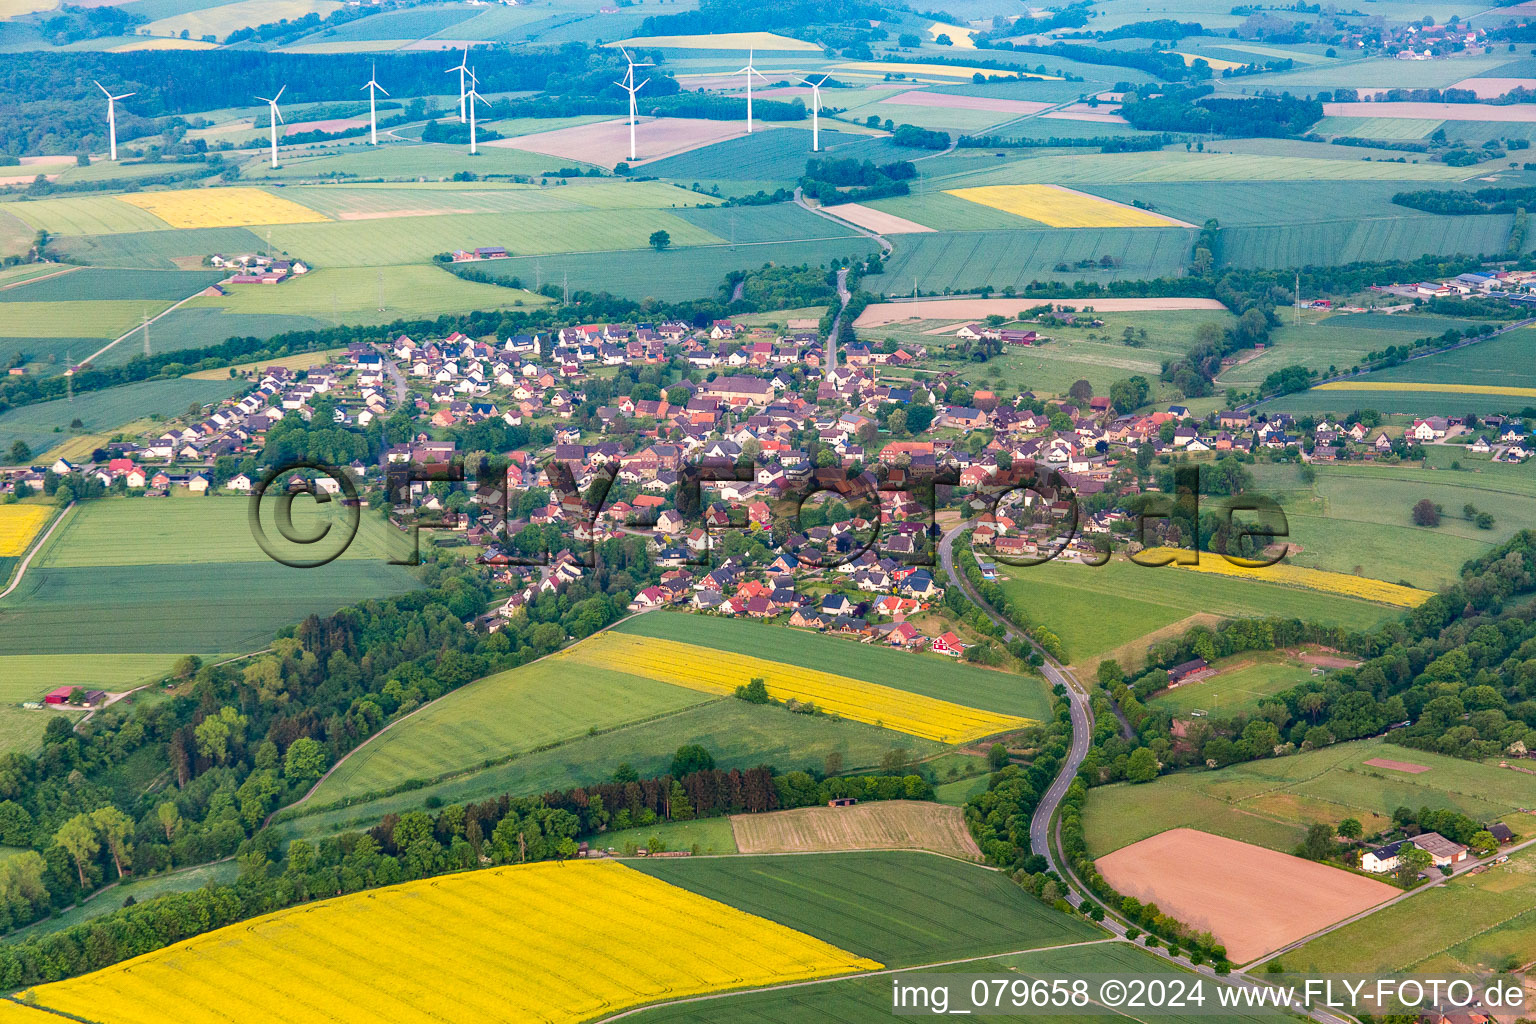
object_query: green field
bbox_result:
[615,612,1054,719]
[0,653,193,700]
[278,699,947,842]
[593,817,739,855]
[641,128,918,185]
[279,180,708,219]
[1,195,171,236]
[1082,737,1533,858]
[998,557,1399,665]
[0,269,225,303]
[1216,213,1520,270]
[879,227,1194,294]
[466,237,878,302]
[184,265,548,323]
[312,659,714,802]
[1080,180,1445,229]
[931,151,1475,190]
[38,498,410,568]
[631,942,1286,1023]
[91,309,331,365]
[237,141,600,182]
[1285,844,1536,974]
[634,851,1102,966]
[49,226,270,270]
[0,378,243,460]
[1312,116,1445,140]
[1219,313,1483,389]
[0,560,421,654]
[0,299,181,340]
[266,207,724,267]
[1148,653,1318,717]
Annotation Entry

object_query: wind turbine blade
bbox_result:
[619,45,631,62]
[116,92,135,101]
[377,84,389,96]
[635,77,649,93]
[613,79,628,90]
[274,84,285,102]
[255,95,272,104]
[94,80,109,96]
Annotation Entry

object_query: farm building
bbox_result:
[1167,659,1213,686]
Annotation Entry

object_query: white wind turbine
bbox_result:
[733,49,767,134]
[93,81,135,162]
[802,75,828,152]
[614,47,653,162]
[361,63,389,146]
[466,68,489,155]
[446,46,470,124]
[255,86,285,170]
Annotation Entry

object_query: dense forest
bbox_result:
[1393,184,1536,215]
[1120,85,1322,137]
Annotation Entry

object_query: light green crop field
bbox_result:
[0,378,242,460]
[1082,736,1532,858]
[144,0,339,38]
[1218,313,1483,389]
[0,653,195,702]
[615,612,1054,719]
[1287,844,1536,974]
[280,180,708,219]
[312,659,715,802]
[0,561,422,654]
[266,208,724,266]
[1078,180,1436,228]
[2,195,170,236]
[879,227,1194,294]
[1235,52,1505,89]
[634,851,1103,966]
[867,190,1041,231]
[278,699,948,842]
[932,152,1476,189]
[592,817,739,855]
[38,498,411,568]
[186,265,549,323]
[237,142,599,181]
[0,300,177,339]
[998,557,1398,665]
[1312,116,1444,140]
[870,101,1018,133]
[1217,214,1518,271]
[1148,653,1318,717]
[49,225,270,270]
[0,706,75,757]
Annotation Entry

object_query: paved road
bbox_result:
[825,266,850,372]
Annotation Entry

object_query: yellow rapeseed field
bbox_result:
[1315,381,1536,399]
[945,185,1188,228]
[0,505,50,557]
[560,632,1031,743]
[116,187,329,229]
[0,1001,66,1023]
[1139,548,1433,608]
[1166,50,1248,71]
[25,861,881,1024]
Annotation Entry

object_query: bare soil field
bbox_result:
[854,296,1226,328]
[1096,828,1396,963]
[1363,757,1430,774]
[823,202,934,235]
[1041,110,1130,124]
[730,800,982,859]
[1323,101,1536,121]
[1449,77,1536,98]
[881,90,1052,115]
[488,117,752,166]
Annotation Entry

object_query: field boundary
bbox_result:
[0,502,70,602]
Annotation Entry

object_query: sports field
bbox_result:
[1148,653,1318,717]
[311,657,713,802]
[560,632,1032,743]
[730,801,981,859]
[23,860,881,1024]
[635,852,1101,966]
[945,185,1191,228]
[1097,829,1395,963]
[615,613,1053,718]
[1083,737,1536,859]
[1286,844,1536,974]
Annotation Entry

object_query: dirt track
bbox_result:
[1095,828,1396,963]
[854,297,1227,328]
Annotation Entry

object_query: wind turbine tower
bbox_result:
[93,81,135,162]
[255,86,286,170]
[446,47,470,124]
[361,63,389,146]
[466,68,489,155]
[734,50,767,134]
[802,75,828,151]
[614,47,653,162]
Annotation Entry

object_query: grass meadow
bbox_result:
[615,612,1054,719]
[312,661,714,802]
[185,265,549,324]
[998,556,1398,666]
[594,817,739,856]
[1082,737,1532,859]
[49,226,269,270]
[634,851,1102,966]
[237,142,597,182]
[1286,844,1536,974]
[5,860,242,943]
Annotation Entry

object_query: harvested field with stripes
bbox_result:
[731,801,982,859]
